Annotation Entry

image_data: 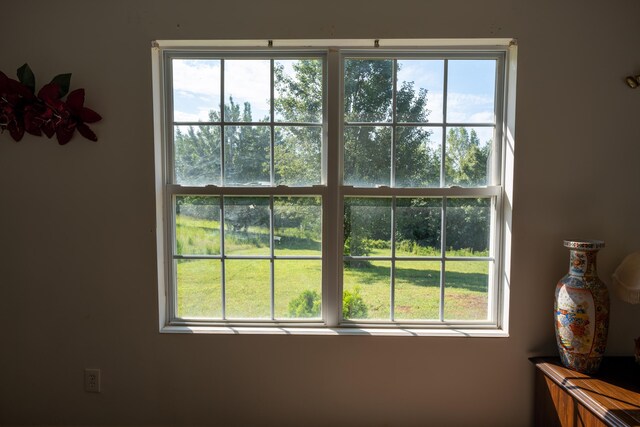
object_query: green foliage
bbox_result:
[274,59,323,123]
[394,198,442,249]
[224,197,269,233]
[274,197,322,241]
[342,286,368,319]
[344,198,391,254]
[174,57,493,261]
[445,198,491,252]
[273,60,322,185]
[16,63,35,92]
[445,128,491,186]
[176,196,219,220]
[174,124,221,186]
[343,60,436,187]
[343,236,370,257]
[50,73,72,98]
[287,286,370,320]
[361,239,389,249]
[395,240,440,256]
[288,290,321,318]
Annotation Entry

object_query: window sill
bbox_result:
[160,325,510,337]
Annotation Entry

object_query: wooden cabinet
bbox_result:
[531,357,640,427]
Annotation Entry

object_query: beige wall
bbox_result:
[1,1,640,426]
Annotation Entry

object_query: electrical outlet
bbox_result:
[84,368,101,393]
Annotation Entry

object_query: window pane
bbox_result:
[274,59,323,123]
[395,198,441,256]
[274,126,321,186]
[224,197,270,256]
[344,59,393,123]
[343,260,390,320]
[175,196,220,255]
[395,261,440,320]
[397,59,444,124]
[274,197,321,256]
[444,261,489,320]
[344,126,391,187]
[174,125,221,186]
[395,126,442,188]
[344,198,391,257]
[444,126,493,187]
[275,260,322,319]
[224,125,270,186]
[445,198,491,257]
[225,259,271,319]
[172,59,220,122]
[224,59,270,122]
[446,60,496,124]
[176,259,222,319]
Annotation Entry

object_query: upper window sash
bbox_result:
[164,51,328,187]
[339,51,506,190]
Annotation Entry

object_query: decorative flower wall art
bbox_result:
[0,64,101,145]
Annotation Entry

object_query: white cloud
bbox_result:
[174,111,207,122]
[224,60,271,119]
[446,93,495,124]
[469,111,495,123]
[173,60,221,98]
[397,60,444,90]
[172,59,273,121]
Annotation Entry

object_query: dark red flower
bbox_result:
[0,71,33,141]
[50,88,102,145]
[1,64,101,144]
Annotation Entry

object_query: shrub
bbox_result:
[343,286,368,319]
[288,287,369,319]
[396,240,440,256]
[362,239,390,249]
[288,290,321,318]
[344,236,372,267]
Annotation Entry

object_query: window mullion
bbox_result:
[220,59,226,186]
[441,59,449,188]
[391,59,397,188]
[220,196,227,320]
[439,197,447,322]
[270,59,275,186]
[269,61,276,320]
[390,196,397,321]
[324,48,342,327]
[269,195,275,320]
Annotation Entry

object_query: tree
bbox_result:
[445,198,490,252]
[343,59,437,187]
[445,127,490,186]
[223,99,270,185]
[273,60,322,186]
[174,123,221,186]
[174,96,271,186]
[395,198,442,250]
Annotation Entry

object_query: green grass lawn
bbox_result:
[175,215,490,321]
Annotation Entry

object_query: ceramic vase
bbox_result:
[554,240,609,374]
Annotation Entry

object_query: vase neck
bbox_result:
[568,249,599,277]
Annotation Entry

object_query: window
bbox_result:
[152,39,516,335]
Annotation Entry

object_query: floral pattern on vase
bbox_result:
[555,240,609,374]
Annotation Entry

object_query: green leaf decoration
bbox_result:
[50,73,72,98]
[17,63,35,93]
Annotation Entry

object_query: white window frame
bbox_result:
[152,39,517,336]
